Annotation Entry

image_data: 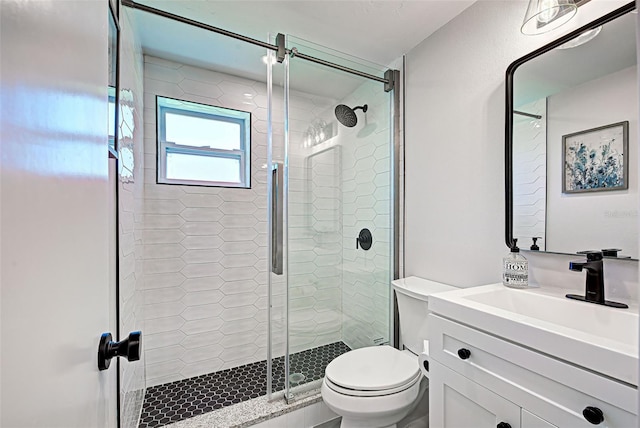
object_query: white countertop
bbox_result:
[428,283,639,386]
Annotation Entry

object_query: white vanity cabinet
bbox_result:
[430,361,558,428]
[428,314,637,428]
[521,410,557,428]
[430,360,522,428]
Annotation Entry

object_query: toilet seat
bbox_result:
[324,371,422,397]
[324,346,420,397]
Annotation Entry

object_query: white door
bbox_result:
[1,0,118,427]
[430,360,521,428]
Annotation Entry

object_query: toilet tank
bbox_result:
[392,277,458,355]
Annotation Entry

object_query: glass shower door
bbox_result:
[267,40,288,398]
[282,36,394,400]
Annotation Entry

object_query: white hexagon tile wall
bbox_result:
[140,55,346,387]
[338,80,393,351]
[141,55,269,387]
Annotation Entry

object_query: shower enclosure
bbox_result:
[116,3,401,426]
[268,36,398,402]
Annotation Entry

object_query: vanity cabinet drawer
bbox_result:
[430,360,522,428]
[428,314,637,427]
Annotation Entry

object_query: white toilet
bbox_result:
[321,277,457,428]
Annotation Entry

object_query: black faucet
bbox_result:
[566,251,628,309]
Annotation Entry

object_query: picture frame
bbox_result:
[562,121,629,194]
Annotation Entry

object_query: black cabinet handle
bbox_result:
[457,348,471,360]
[497,423,511,428]
[583,407,604,425]
[98,331,142,371]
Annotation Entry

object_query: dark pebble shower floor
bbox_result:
[138,341,350,428]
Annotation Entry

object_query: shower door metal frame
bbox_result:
[266,44,277,401]
[121,0,395,88]
[282,53,292,402]
[391,68,403,349]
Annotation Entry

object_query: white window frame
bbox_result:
[156,96,251,188]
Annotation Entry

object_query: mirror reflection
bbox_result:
[511,7,638,259]
[108,6,118,154]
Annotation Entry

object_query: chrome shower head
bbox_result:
[335,104,368,127]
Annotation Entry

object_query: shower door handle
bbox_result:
[271,162,283,275]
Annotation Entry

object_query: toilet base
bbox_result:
[324,377,428,428]
[337,390,428,428]
[339,420,396,428]
[397,382,429,428]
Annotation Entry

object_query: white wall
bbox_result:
[404,0,632,288]
[546,66,638,257]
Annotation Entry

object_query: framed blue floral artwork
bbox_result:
[562,121,629,194]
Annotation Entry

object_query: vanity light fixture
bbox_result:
[556,26,602,49]
[521,0,578,35]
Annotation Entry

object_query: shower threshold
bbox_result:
[165,393,323,428]
[138,341,350,428]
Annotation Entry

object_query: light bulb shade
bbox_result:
[521,0,578,35]
[557,26,602,49]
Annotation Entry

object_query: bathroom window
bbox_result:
[157,96,251,188]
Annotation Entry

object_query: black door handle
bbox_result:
[457,348,471,360]
[583,407,604,425]
[98,331,141,370]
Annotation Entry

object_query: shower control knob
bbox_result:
[583,407,604,425]
[98,331,142,371]
[497,423,511,428]
[457,348,471,360]
[356,228,372,251]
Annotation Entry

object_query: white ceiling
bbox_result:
[131,0,476,97]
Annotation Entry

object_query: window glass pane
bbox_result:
[157,97,250,187]
[166,152,241,183]
[165,112,241,150]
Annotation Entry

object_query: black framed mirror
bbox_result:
[505,1,638,260]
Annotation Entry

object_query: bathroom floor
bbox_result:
[138,342,351,428]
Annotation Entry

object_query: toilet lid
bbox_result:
[325,346,419,391]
